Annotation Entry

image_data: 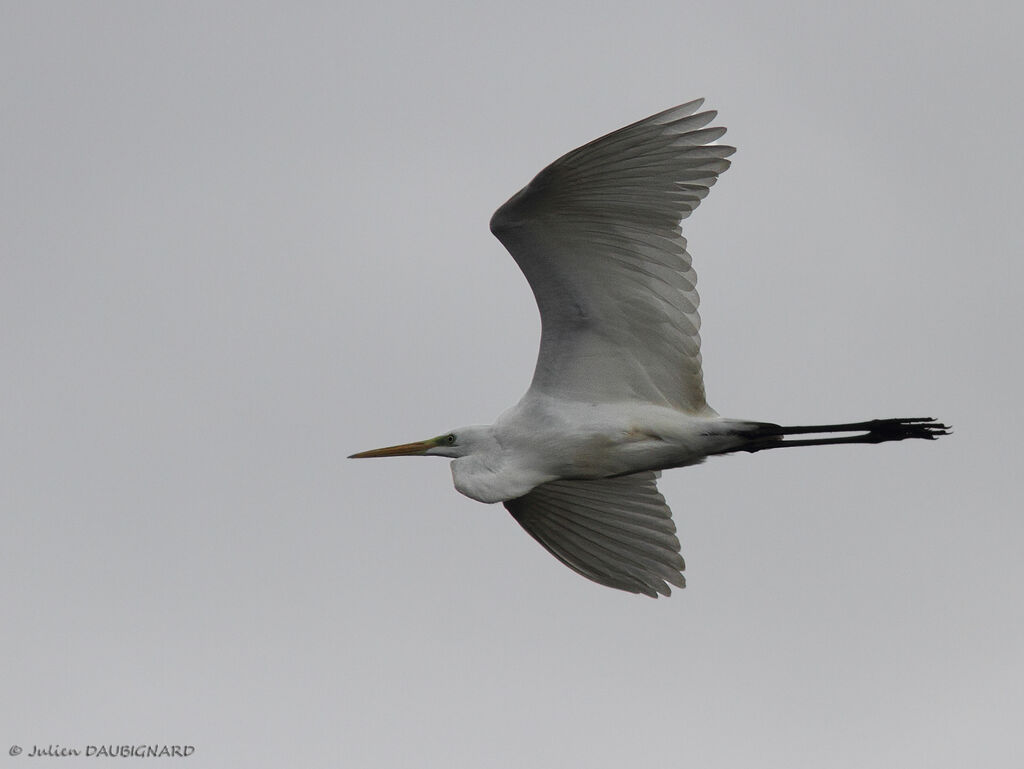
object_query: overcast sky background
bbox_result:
[3,2,1022,767]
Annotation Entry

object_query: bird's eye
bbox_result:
[446,434,456,444]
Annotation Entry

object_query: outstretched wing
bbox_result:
[504,472,685,597]
[490,99,733,414]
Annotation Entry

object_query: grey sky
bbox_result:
[3,2,1021,767]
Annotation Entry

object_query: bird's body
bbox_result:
[448,399,747,504]
[351,100,948,596]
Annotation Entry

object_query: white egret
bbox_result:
[351,100,948,597]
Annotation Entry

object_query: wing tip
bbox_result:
[490,99,734,227]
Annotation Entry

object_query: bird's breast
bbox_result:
[450,454,552,504]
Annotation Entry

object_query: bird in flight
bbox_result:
[351,100,948,597]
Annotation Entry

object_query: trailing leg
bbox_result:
[737,417,950,453]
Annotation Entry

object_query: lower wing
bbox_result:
[504,471,685,597]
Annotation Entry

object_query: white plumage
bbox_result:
[351,100,948,597]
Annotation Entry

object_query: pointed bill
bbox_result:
[348,437,439,459]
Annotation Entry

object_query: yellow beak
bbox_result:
[348,438,438,459]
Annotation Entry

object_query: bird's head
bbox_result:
[348,425,490,460]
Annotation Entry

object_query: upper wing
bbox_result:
[504,471,685,597]
[490,100,733,414]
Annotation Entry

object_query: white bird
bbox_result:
[351,100,948,597]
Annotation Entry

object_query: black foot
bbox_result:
[854,417,951,443]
